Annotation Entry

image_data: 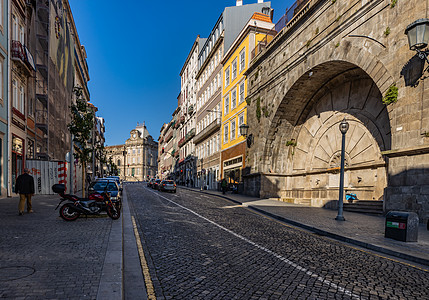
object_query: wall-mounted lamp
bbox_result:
[239,124,253,148]
[405,18,429,66]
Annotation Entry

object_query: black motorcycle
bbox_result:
[52,184,120,221]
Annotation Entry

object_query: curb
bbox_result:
[180,187,429,267]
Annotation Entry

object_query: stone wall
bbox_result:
[244,0,429,222]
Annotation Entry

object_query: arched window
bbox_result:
[117,159,121,166]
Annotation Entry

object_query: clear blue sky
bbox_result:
[68,0,294,146]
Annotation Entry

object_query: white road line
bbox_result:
[146,189,361,299]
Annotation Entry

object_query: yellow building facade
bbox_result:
[221,13,274,183]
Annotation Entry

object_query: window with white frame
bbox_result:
[225,67,230,87]
[231,119,236,140]
[239,47,246,72]
[239,81,245,103]
[224,95,229,115]
[12,15,18,40]
[207,141,211,156]
[232,58,237,80]
[231,89,237,110]
[238,112,244,129]
[224,124,229,143]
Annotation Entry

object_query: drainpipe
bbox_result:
[7,0,12,197]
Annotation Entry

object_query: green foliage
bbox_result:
[246,97,252,106]
[286,140,297,147]
[382,84,399,105]
[335,42,340,48]
[262,106,270,118]
[390,0,397,8]
[384,27,390,36]
[331,0,336,3]
[306,40,311,48]
[68,87,95,165]
[315,27,319,35]
[336,15,342,22]
[108,157,119,176]
[256,98,261,122]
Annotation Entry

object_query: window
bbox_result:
[27,139,34,159]
[231,120,236,140]
[224,124,229,143]
[225,67,230,86]
[12,15,17,40]
[238,112,244,130]
[12,80,18,109]
[239,48,246,72]
[207,141,211,156]
[231,89,237,110]
[0,59,3,102]
[28,96,34,116]
[232,58,237,80]
[224,95,229,115]
[239,81,245,103]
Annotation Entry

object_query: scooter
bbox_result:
[52,184,120,221]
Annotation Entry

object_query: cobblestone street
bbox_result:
[129,184,429,300]
[0,195,112,299]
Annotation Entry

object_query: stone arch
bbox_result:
[263,44,394,168]
[260,55,393,202]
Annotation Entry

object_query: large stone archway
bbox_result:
[283,67,391,205]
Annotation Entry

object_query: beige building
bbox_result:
[106,123,158,181]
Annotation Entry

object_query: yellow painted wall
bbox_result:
[221,32,268,150]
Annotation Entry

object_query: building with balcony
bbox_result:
[176,36,205,186]
[0,0,8,197]
[220,12,274,188]
[194,0,272,190]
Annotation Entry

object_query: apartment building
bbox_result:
[194,0,272,190]
[0,0,7,196]
[176,36,205,186]
[221,12,274,187]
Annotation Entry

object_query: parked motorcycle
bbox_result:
[52,184,120,221]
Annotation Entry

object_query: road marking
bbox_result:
[147,189,361,299]
[181,188,429,273]
[132,216,156,300]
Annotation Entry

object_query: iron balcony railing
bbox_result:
[194,118,220,145]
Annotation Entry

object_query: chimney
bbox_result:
[236,0,243,6]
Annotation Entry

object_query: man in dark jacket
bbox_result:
[15,168,35,215]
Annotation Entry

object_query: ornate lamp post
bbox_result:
[239,123,253,148]
[336,118,349,221]
[405,19,429,69]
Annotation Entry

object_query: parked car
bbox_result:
[159,180,176,193]
[88,179,122,208]
[152,179,162,190]
[147,178,155,188]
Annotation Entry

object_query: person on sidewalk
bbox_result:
[221,178,228,195]
[15,168,35,215]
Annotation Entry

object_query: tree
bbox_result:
[68,87,95,197]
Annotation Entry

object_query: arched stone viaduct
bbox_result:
[244,0,429,221]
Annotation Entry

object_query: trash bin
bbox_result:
[385,211,419,242]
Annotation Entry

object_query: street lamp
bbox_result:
[405,19,429,67]
[336,117,349,221]
[239,123,253,148]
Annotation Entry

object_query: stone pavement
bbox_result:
[0,190,146,300]
[180,186,429,267]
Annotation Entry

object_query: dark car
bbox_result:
[159,180,176,193]
[105,176,121,188]
[89,179,122,202]
[152,179,162,190]
[147,178,155,188]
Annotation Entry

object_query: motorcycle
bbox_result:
[52,184,120,221]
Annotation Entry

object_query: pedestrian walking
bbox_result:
[221,178,228,195]
[15,168,35,215]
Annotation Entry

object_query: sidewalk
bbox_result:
[180,186,429,267]
[0,191,146,300]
